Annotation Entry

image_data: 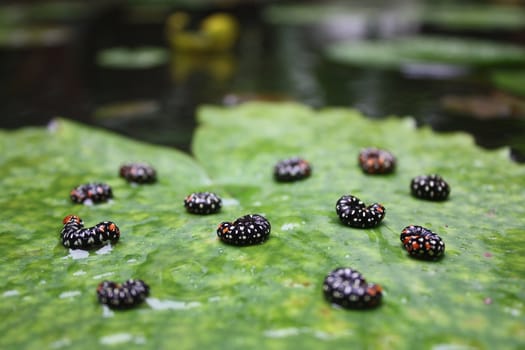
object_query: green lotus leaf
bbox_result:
[325,36,525,69]
[1,103,524,349]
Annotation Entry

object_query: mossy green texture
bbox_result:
[1,103,524,349]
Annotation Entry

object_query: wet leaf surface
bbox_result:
[1,103,524,349]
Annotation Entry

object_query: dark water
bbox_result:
[1,3,524,161]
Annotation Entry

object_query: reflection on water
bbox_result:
[0,1,524,160]
[170,52,236,83]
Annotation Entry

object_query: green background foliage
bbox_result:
[491,69,525,97]
[1,103,524,349]
[422,5,525,30]
[263,3,525,31]
[325,37,525,69]
[96,47,169,69]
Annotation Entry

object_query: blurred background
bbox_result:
[1,0,524,161]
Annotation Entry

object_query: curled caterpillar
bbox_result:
[184,192,222,215]
[323,267,383,310]
[400,225,445,260]
[410,174,450,201]
[97,279,150,309]
[273,157,312,182]
[217,214,271,246]
[358,148,396,174]
[119,163,157,184]
[61,215,120,249]
[335,195,385,228]
[70,183,113,204]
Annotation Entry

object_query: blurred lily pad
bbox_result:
[325,36,525,70]
[423,4,525,30]
[126,0,225,10]
[0,25,72,48]
[96,46,169,69]
[0,1,99,25]
[1,103,525,349]
[222,92,294,106]
[263,4,360,25]
[93,100,160,121]
[491,70,525,97]
[262,2,419,41]
[441,93,525,120]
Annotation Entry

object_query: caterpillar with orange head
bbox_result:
[358,148,396,174]
[336,195,386,228]
[400,225,445,260]
[119,163,157,184]
[70,183,113,204]
[61,215,120,249]
[323,267,383,310]
[273,157,312,182]
[217,214,271,246]
[184,192,222,215]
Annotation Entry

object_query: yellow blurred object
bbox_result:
[166,12,239,53]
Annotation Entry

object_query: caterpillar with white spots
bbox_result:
[184,192,222,215]
[400,225,445,260]
[60,215,120,249]
[410,174,450,201]
[70,183,113,204]
[217,214,271,246]
[273,157,312,182]
[336,195,386,228]
[119,163,157,184]
[97,279,149,309]
[358,148,396,174]
[323,267,382,310]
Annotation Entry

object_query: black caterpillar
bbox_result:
[119,163,157,184]
[410,174,450,201]
[61,215,120,249]
[97,279,150,309]
[400,225,445,260]
[184,192,222,215]
[70,183,113,204]
[273,157,312,182]
[335,195,386,228]
[358,148,396,174]
[217,214,271,246]
[323,267,383,310]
